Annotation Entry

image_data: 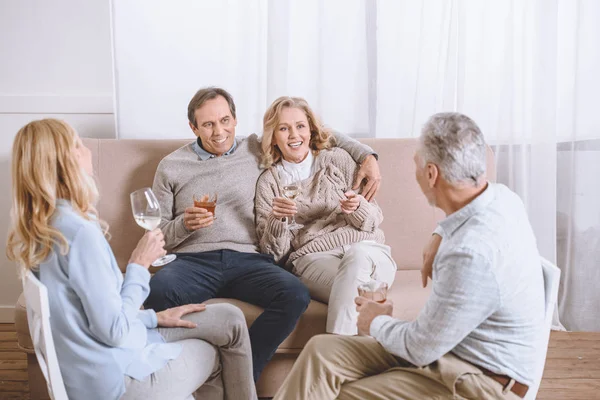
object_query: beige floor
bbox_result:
[1,324,599,399]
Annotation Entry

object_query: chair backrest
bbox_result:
[23,270,69,400]
[524,258,561,400]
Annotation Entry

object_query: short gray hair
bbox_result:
[419,112,486,185]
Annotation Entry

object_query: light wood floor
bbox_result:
[1,324,599,399]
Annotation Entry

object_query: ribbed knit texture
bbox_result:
[255,148,385,266]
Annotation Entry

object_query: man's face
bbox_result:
[414,150,436,206]
[189,95,237,156]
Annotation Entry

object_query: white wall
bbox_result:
[111,0,374,139]
[112,0,269,139]
[0,0,115,322]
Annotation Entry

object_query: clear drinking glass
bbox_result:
[281,171,303,230]
[357,280,388,303]
[130,187,176,267]
[193,192,218,219]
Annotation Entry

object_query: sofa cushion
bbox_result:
[15,270,431,353]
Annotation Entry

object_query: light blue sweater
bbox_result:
[37,200,181,400]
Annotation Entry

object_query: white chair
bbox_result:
[23,270,69,400]
[23,270,196,400]
[524,258,561,400]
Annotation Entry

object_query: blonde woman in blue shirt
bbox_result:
[7,119,257,400]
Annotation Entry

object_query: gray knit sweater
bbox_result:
[255,148,385,265]
[153,134,374,254]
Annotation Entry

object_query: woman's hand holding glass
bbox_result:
[280,171,304,229]
[130,188,176,267]
[271,197,298,221]
[128,229,167,269]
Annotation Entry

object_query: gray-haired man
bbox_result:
[274,112,545,399]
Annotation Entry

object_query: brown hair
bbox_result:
[187,87,237,128]
[261,96,335,168]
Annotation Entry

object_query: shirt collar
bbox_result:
[192,138,237,160]
[278,151,314,182]
[437,182,495,237]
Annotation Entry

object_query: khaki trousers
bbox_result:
[274,334,521,400]
[292,242,397,335]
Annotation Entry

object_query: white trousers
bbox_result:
[292,241,397,335]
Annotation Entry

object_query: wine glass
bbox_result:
[130,188,176,267]
[281,171,303,230]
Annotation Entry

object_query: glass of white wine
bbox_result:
[281,171,303,230]
[130,187,176,267]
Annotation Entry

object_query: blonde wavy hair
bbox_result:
[6,119,106,273]
[261,96,335,168]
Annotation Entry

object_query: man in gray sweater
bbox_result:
[144,87,380,381]
[274,112,545,399]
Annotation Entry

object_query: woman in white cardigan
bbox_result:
[255,97,397,335]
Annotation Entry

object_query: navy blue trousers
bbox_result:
[144,250,310,382]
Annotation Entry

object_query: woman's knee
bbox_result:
[341,243,394,277]
[208,303,247,328]
[339,245,375,278]
[209,304,250,348]
[344,242,376,260]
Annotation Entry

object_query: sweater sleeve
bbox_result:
[68,224,149,348]
[152,160,193,251]
[334,149,384,231]
[344,196,384,232]
[255,170,293,263]
[332,131,377,163]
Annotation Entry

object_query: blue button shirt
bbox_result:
[38,200,182,400]
[192,138,237,160]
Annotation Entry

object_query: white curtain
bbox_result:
[373,0,600,331]
[112,0,600,330]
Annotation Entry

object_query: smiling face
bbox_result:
[273,107,312,163]
[189,95,237,156]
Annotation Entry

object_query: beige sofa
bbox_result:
[15,138,496,398]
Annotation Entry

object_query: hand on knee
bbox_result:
[209,304,249,346]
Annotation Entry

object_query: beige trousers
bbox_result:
[274,334,521,400]
[292,241,397,335]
